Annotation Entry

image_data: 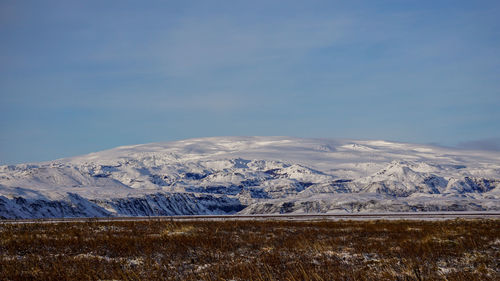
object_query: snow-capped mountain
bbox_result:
[1,137,499,218]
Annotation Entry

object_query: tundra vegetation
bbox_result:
[0,219,498,280]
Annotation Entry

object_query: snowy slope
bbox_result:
[0,137,499,218]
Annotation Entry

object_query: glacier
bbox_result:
[0,136,499,219]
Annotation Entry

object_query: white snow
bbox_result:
[0,136,499,218]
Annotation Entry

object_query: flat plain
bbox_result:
[0,219,499,280]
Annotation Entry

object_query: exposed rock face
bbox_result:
[1,137,499,218]
[0,193,244,219]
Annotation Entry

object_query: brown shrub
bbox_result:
[0,219,498,280]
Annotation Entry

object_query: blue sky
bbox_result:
[1,0,499,164]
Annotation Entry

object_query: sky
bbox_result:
[1,0,500,164]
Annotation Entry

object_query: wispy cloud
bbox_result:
[457,138,500,151]
[125,92,255,112]
[156,16,352,76]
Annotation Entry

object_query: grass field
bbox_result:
[0,219,498,280]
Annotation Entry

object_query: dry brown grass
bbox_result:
[0,219,498,280]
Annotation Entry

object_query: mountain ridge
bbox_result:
[1,137,499,218]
